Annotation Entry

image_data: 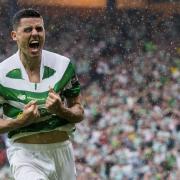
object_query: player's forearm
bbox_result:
[0,119,19,134]
[57,104,84,123]
[0,116,28,134]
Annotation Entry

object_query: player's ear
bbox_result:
[11,31,17,41]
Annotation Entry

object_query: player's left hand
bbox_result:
[45,87,64,115]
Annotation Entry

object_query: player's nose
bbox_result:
[31,28,38,36]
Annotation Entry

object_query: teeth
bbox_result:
[30,41,39,44]
[29,40,39,49]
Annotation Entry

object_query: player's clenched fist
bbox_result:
[17,100,40,126]
[45,87,64,115]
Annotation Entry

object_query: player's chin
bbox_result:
[29,48,42,57]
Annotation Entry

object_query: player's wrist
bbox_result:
[15,113,29,127]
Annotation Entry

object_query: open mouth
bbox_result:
[29,40,40,49]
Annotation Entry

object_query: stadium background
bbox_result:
[0,0,180,179]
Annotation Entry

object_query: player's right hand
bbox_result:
[17,100,40,126]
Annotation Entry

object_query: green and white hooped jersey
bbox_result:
[0,50,80,141]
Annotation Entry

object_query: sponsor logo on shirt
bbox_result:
[17,94,26,100]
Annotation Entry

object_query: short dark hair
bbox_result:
[12,8,42,30]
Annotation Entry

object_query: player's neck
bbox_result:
[20,51,41,72]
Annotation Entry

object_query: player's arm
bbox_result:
[57,95,84,123]
[0,101,40,134]
[0,118,26,134]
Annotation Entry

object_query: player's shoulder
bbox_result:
[0,52,19,83]
[42,50,73,73]
[42,50,71,65]
[0,52,18,66]
[0,52,18,72]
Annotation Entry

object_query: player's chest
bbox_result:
[2,79,49,105]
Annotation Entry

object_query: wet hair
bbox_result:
[12,8,42,30]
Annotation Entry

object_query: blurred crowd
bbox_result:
[0,5,180,180]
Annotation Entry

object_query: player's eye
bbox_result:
[36,27,43,32]
[24,27,32,33]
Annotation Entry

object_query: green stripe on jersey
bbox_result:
[54,62,74,92]
[0,84,48,104]
[3,103,22,118]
